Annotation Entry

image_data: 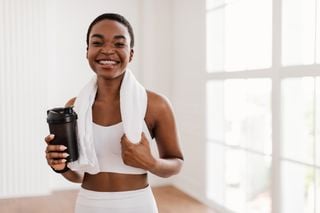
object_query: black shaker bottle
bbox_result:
[46,106,79,162]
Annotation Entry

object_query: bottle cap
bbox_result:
[47,106,78,124]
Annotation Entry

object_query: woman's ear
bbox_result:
[129,49,134,62]
[86,47,88,59]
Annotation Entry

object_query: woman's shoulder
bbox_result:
[146,90,172,112]
[145,90,175,127]
[145,90,177,139]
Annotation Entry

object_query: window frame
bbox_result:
[205,0,320,212]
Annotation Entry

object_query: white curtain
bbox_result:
[0,0,51,198]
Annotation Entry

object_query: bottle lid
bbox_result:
[47,106,78,124]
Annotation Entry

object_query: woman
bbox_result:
[44,13,183,213]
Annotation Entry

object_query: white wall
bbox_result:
[140,0,174,98]
[171,0,209,206]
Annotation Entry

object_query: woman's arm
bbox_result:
[148,92,184,177]
[120,91,184,178]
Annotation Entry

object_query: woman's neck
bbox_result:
[95,74,124,102]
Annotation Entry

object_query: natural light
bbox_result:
[206,0,320,212]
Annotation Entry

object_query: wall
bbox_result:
[139,0,174,98]
[171,0,209,206]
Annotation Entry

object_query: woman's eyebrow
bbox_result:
[113,35,127,40]
[91,34,104,39]
[90,34,127,40]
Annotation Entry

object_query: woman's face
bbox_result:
[87,19,133,79]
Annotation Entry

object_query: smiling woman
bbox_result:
[44,13,184,213]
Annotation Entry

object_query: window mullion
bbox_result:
[314,77,317,213]
[271,0,282,213]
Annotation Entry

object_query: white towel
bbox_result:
[69,69,147,174]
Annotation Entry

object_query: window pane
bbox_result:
[225,149,247,212]
[206,143,225,205]
[207,79,272,153]
[206,81,225,142]
[207,79,271,154]
[246,154,271,213]
[281,161,315,213]
[206,0,271,72]
[282,0,316,66]
[281,78,315,164]
[225,79,271,153]
[207,143,271,212]
[206,8,225,71]
[317,0,320,63]
[317,169,320,212]
[225,150,271,212]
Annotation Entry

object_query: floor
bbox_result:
[0,185,217,213]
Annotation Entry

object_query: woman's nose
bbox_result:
[101,45,114,54]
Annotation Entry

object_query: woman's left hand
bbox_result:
[120,132,156,170]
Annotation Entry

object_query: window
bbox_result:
[206,0,320,212]
[206,79,272,212]
[206,0,272,72]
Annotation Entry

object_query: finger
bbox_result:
[121,134,128,141]
[141,132,145,137]
[49,159,67,166]
[46,145,67,153]
[140,132,148,144]
[120,134,130,145]
[46,152,69,159]
[44,134,55,144]
[50,163,68,171]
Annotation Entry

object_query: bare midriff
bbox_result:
[81,172,148,192]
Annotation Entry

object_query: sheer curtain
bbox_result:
[0,0,51,197]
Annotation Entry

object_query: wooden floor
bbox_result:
[0,185,217,213]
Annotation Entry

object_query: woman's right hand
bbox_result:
[44,134,69,171]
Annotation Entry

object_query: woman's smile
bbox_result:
[86,19,133,79]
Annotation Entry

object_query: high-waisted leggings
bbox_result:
[75,185,158,213]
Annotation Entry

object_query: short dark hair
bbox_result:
[86,13,134,48]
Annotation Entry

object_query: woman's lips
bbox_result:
[97,60,118,65]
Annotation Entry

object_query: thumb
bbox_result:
[140,132,148,144]
[121,134,129,144]
[44,134,55,144]
[121,134,128,141]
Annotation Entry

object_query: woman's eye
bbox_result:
[91,41,103,46]
[115,43,125,48]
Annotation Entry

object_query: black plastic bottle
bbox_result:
[46,106,79,162]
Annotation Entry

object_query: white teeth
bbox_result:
[99,60,117,65]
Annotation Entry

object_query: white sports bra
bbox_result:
[93,122,153,174]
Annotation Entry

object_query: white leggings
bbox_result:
[75,186,158,213]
